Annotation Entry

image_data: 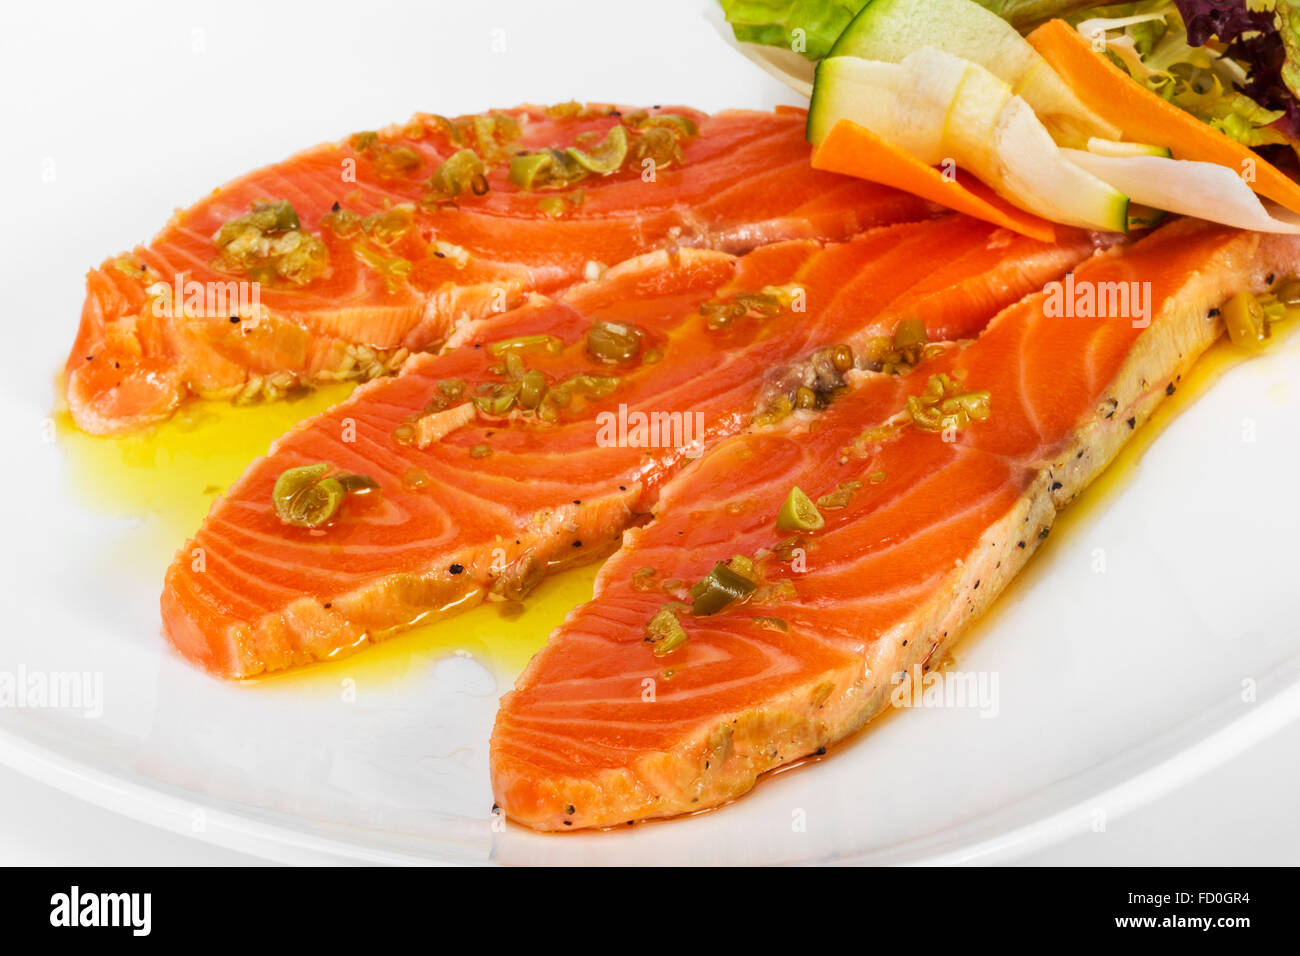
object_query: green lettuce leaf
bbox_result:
[716,0,868,60]
[970,1,1109,28]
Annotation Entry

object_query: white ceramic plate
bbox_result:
[3,0,1300,866]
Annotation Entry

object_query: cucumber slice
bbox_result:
[809,51,1130,233]
[829,0,1119,147]
[1086,137,1173,159]
[1126,203,1167,231]
[809,56,940,158]
[994,100,1129,232]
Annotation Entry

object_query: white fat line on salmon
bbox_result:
[49,887,150,937]
[1042,272,1152,329]
[147,274,261,323]
[888,663,999,718]
[595,404,707,456]
[0,666,102,718]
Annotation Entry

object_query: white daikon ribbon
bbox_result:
[1062,149,1300,234]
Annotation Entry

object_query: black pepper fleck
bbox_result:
[449,563,464,575]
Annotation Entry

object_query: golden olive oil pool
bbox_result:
[55,383,596,689]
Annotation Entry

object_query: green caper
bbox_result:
[428,148,487,200]
[473,383,521,416]
[503,350,525,380]
[509,152,552,190]
[586,321,642,363]
[273,463,346,528]
[1222,291,1269,349]
[564,125,628,174]
[510,149,587,191]
[1276,278,1300,308]
[777,486,825,532]
[518,368,548,409]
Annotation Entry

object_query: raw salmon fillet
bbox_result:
[161,216,1096,678]
[491,220,1300,830]
[64,104,936,435]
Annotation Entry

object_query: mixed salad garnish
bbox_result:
[720,0,1300,235]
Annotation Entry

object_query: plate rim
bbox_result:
[3,667,1297,866]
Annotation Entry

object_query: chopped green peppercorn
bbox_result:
[689,562,757,616]
[645,605,689,656]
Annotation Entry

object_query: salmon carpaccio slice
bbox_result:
[491,219,1300,831]
[65,104,936,435]
[161,216,1097,678]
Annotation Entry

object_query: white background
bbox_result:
[1,0,1298,865]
